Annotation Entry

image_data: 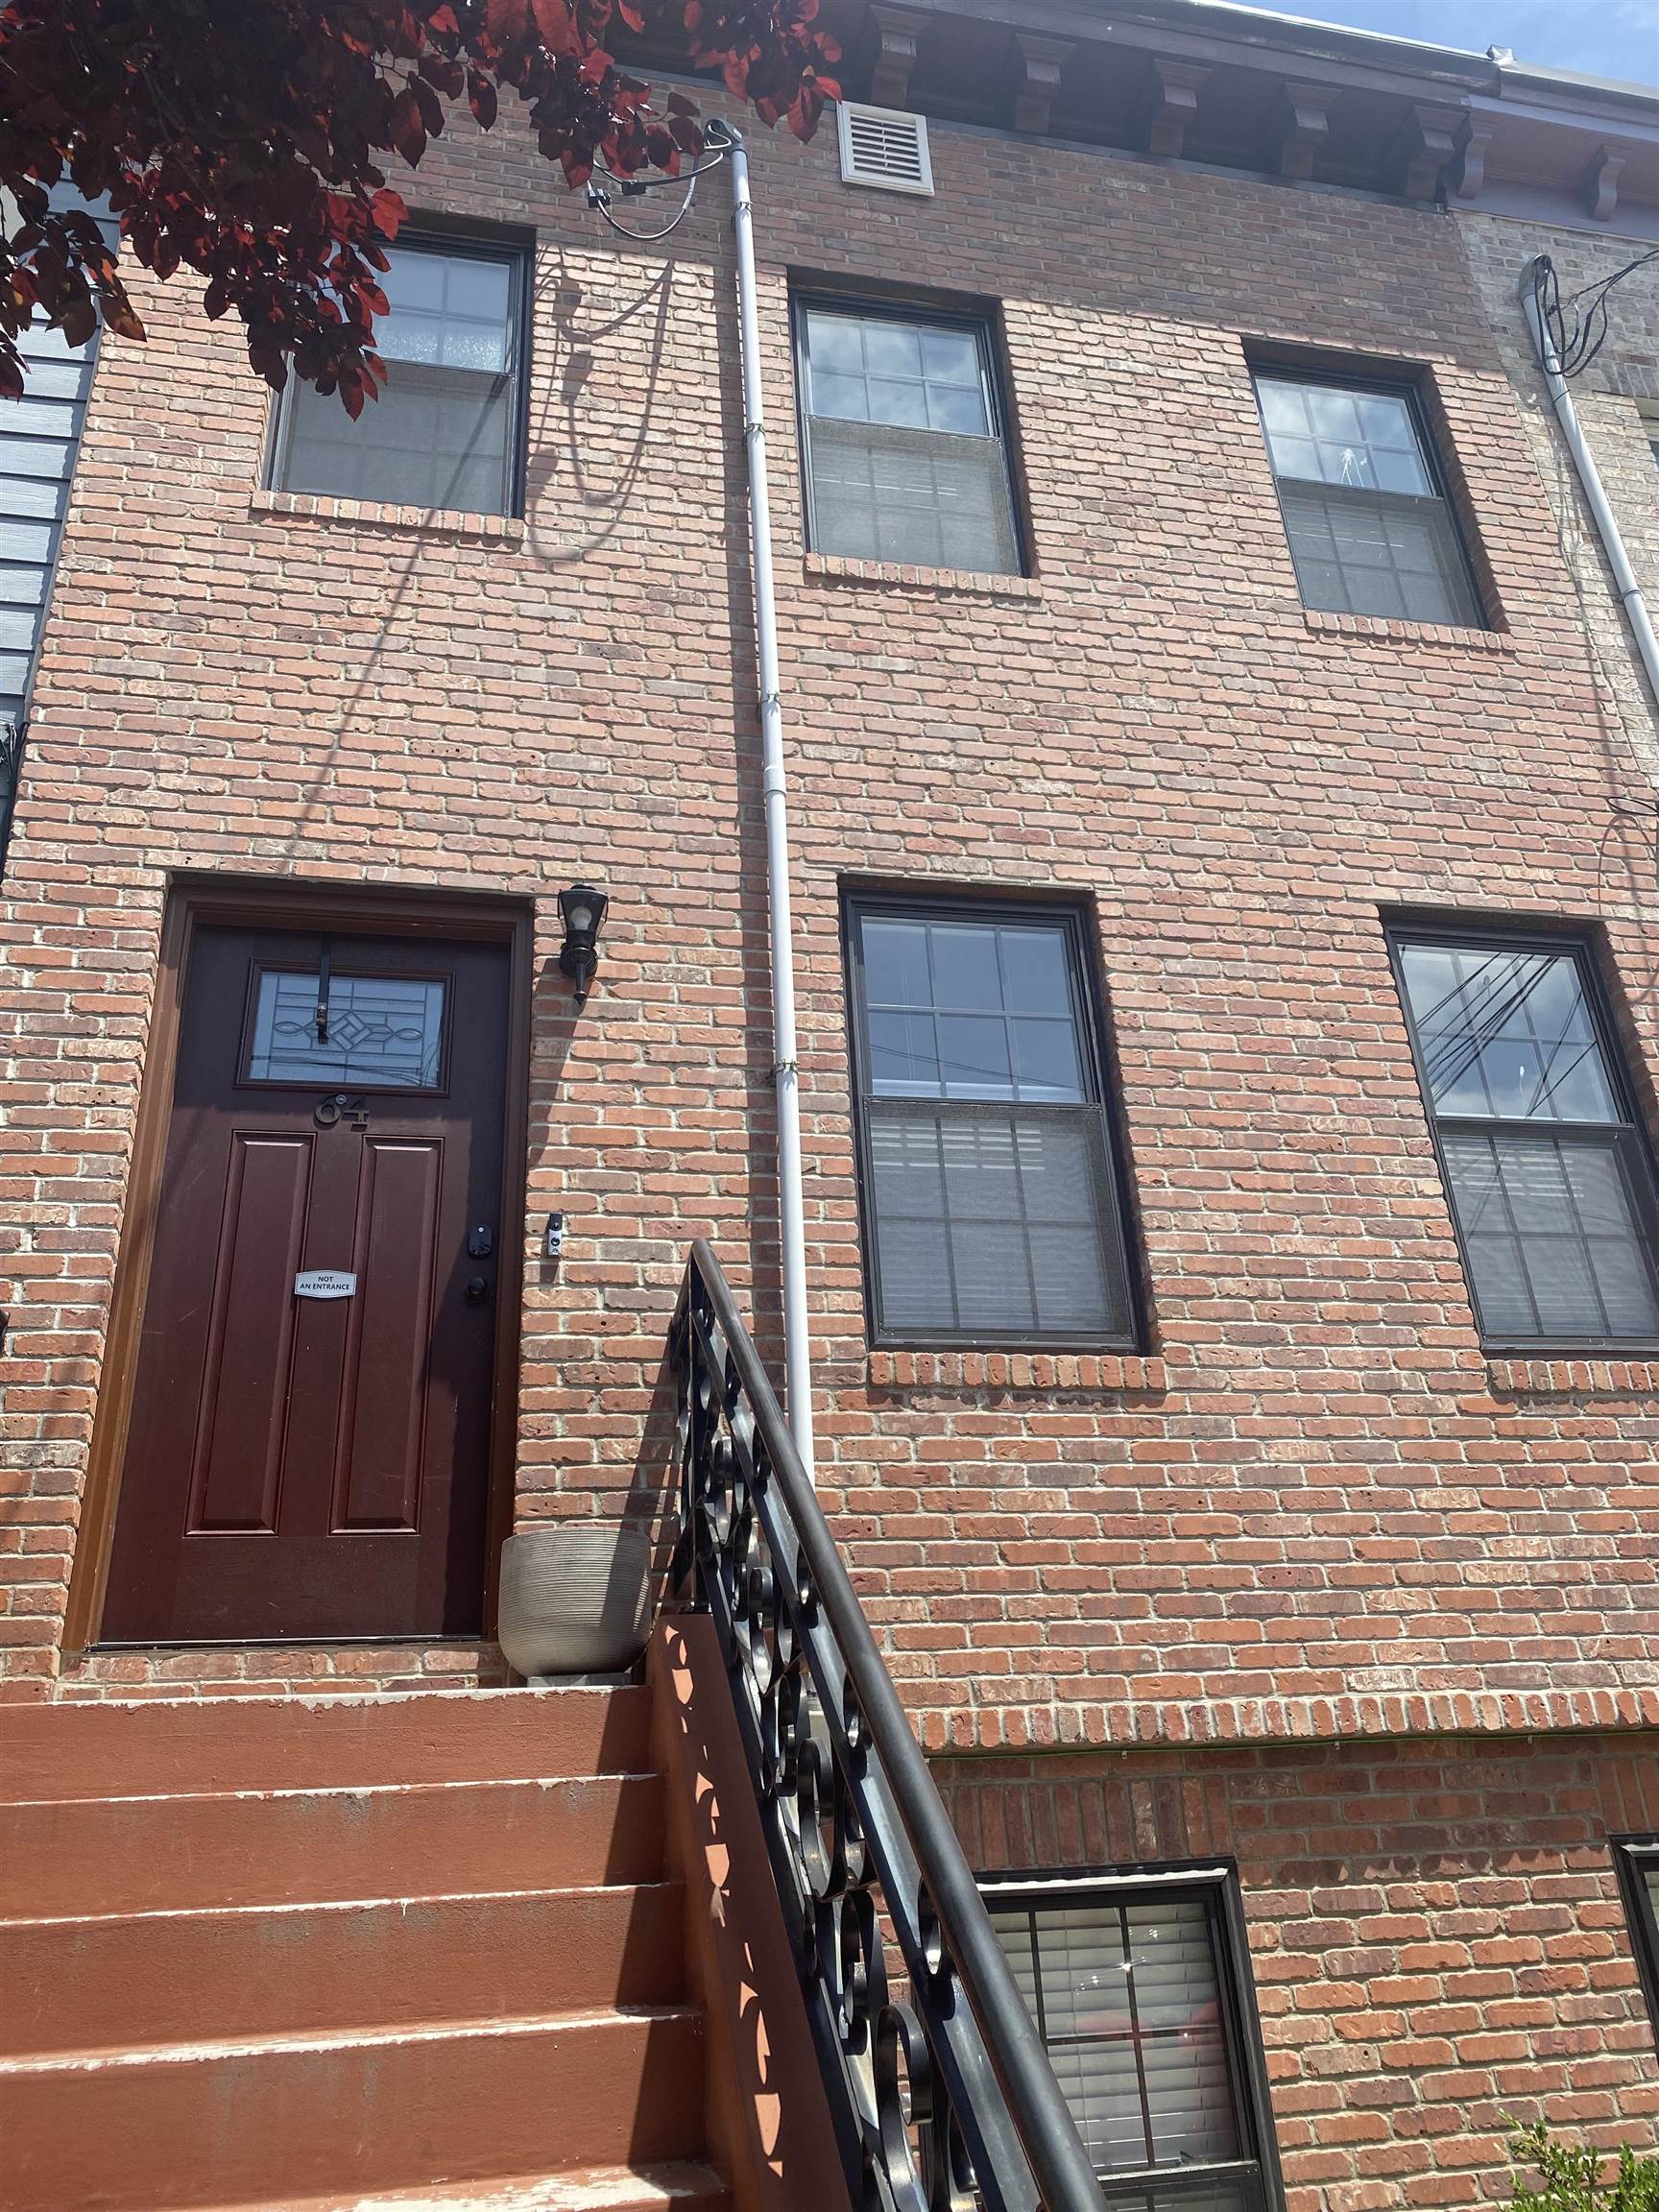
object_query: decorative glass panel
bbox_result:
[274,241,520,517]
[1394,934,1659,1347]
[801,304,1020,575]
[989,1883,1268,2211]
[247,972,446,1089]
[1254,372,1481,627]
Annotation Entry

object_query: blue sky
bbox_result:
[1256,0,1659,87]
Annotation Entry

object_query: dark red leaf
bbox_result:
[468,69,498,126]
[387,85,427,163]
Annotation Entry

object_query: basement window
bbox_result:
[843,894,1138,1347]
[795,298,1022,574]
[1389,926,1659,1350]
[1614,1838,1659,2043]
[1253,370,1483,626]
[985,1864,1284,2212]
[270,234,528,517]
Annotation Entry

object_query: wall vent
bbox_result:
[836,103,934,195]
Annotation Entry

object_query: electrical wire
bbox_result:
[1531,249,1659,380]
[585,147,728,243]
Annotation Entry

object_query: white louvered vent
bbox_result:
[836,103,934,195]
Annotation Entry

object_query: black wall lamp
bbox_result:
[558,881,609,1005]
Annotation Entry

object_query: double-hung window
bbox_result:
[1613,1838,1659,2044]
[796,300,1022,574]
[271,235,526,517]
[1253,369,1483,627]
[1390,928,1659,1348]
[987,1865,1283,2212]
[844,896,1137,1346]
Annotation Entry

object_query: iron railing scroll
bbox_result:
[671,1240,1107,2212]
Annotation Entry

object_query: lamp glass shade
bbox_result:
[559,883,607,941]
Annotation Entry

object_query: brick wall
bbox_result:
[942,1729,1659,2205]
[1,103,1656,1726]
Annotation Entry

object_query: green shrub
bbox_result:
[1507,2119,1659,2212]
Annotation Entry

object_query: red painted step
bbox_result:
[0,2008,707,2212]
[4,1880,685,2056]
[0,1771,666,1915]
[0,1684,653,1802]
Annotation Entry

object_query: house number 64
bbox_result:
[313,1094,370,1130]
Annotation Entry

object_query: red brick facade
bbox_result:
[0,12,1655,2195]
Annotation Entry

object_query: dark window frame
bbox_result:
[1251,362,1489,630]
[1385,920,1659,1354]
[841,889,1142,1352]
[982,1858,1286,2212]
[264,228,534,519]
[1613,1836,1659,2044]
[791,288,1028,576]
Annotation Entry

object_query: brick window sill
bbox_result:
[868,1349,1166,1393]
[802,551,1041,601]
[1303,607,1514,652]
[251,487,526,544]
[1485,1355,1659,1396]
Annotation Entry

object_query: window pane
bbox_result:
[1399,946,1619,1124]
[246,972,446,1089]
[806,416,1020,573]
[1278,483,1479,626]
[867,1104,1127,1337]
[277,244,517,516]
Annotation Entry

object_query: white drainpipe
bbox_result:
[1523,256,1659,713]
[714,124,815,1475]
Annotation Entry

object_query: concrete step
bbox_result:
[203,2167,733,2202]
[0,1686,652,1803]
[0,2008,707,2212]
[198,2161,732,2211]
[4,1881,686,2056]
[0,1773,667,1916]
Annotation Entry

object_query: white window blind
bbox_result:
[989,1880,1272,2211]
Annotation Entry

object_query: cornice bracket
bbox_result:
[1450,118,1492,201]
[1385,99,1466,200]
[1583,142,1628,222]
[867,1,931,111]
[1136,58,1211,161]
[1268,79,1331,181]
[1012,31,1076,136]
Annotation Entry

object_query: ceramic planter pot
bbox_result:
[496,1522,653,1677]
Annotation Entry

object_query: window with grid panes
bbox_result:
[271,237,525,516]
[843,898,1137,1346]
[986,1871,1280,2212]
[1390,929,1659,1348]
[796,300,1022,573]
[1253,371,1483,626]
[1613,1839,1659,2043]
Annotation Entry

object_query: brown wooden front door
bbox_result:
[102,924,511,1643]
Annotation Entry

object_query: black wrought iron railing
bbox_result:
[671,1240,1107,2212]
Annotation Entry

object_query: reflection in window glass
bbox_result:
[247,972,446,1089]
[1393,934,1659,1346]
[1253,372,1481,626]
[273,241,522,516]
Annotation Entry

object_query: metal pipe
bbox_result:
[716,124,816,1474]
[1523,255,1659,715]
